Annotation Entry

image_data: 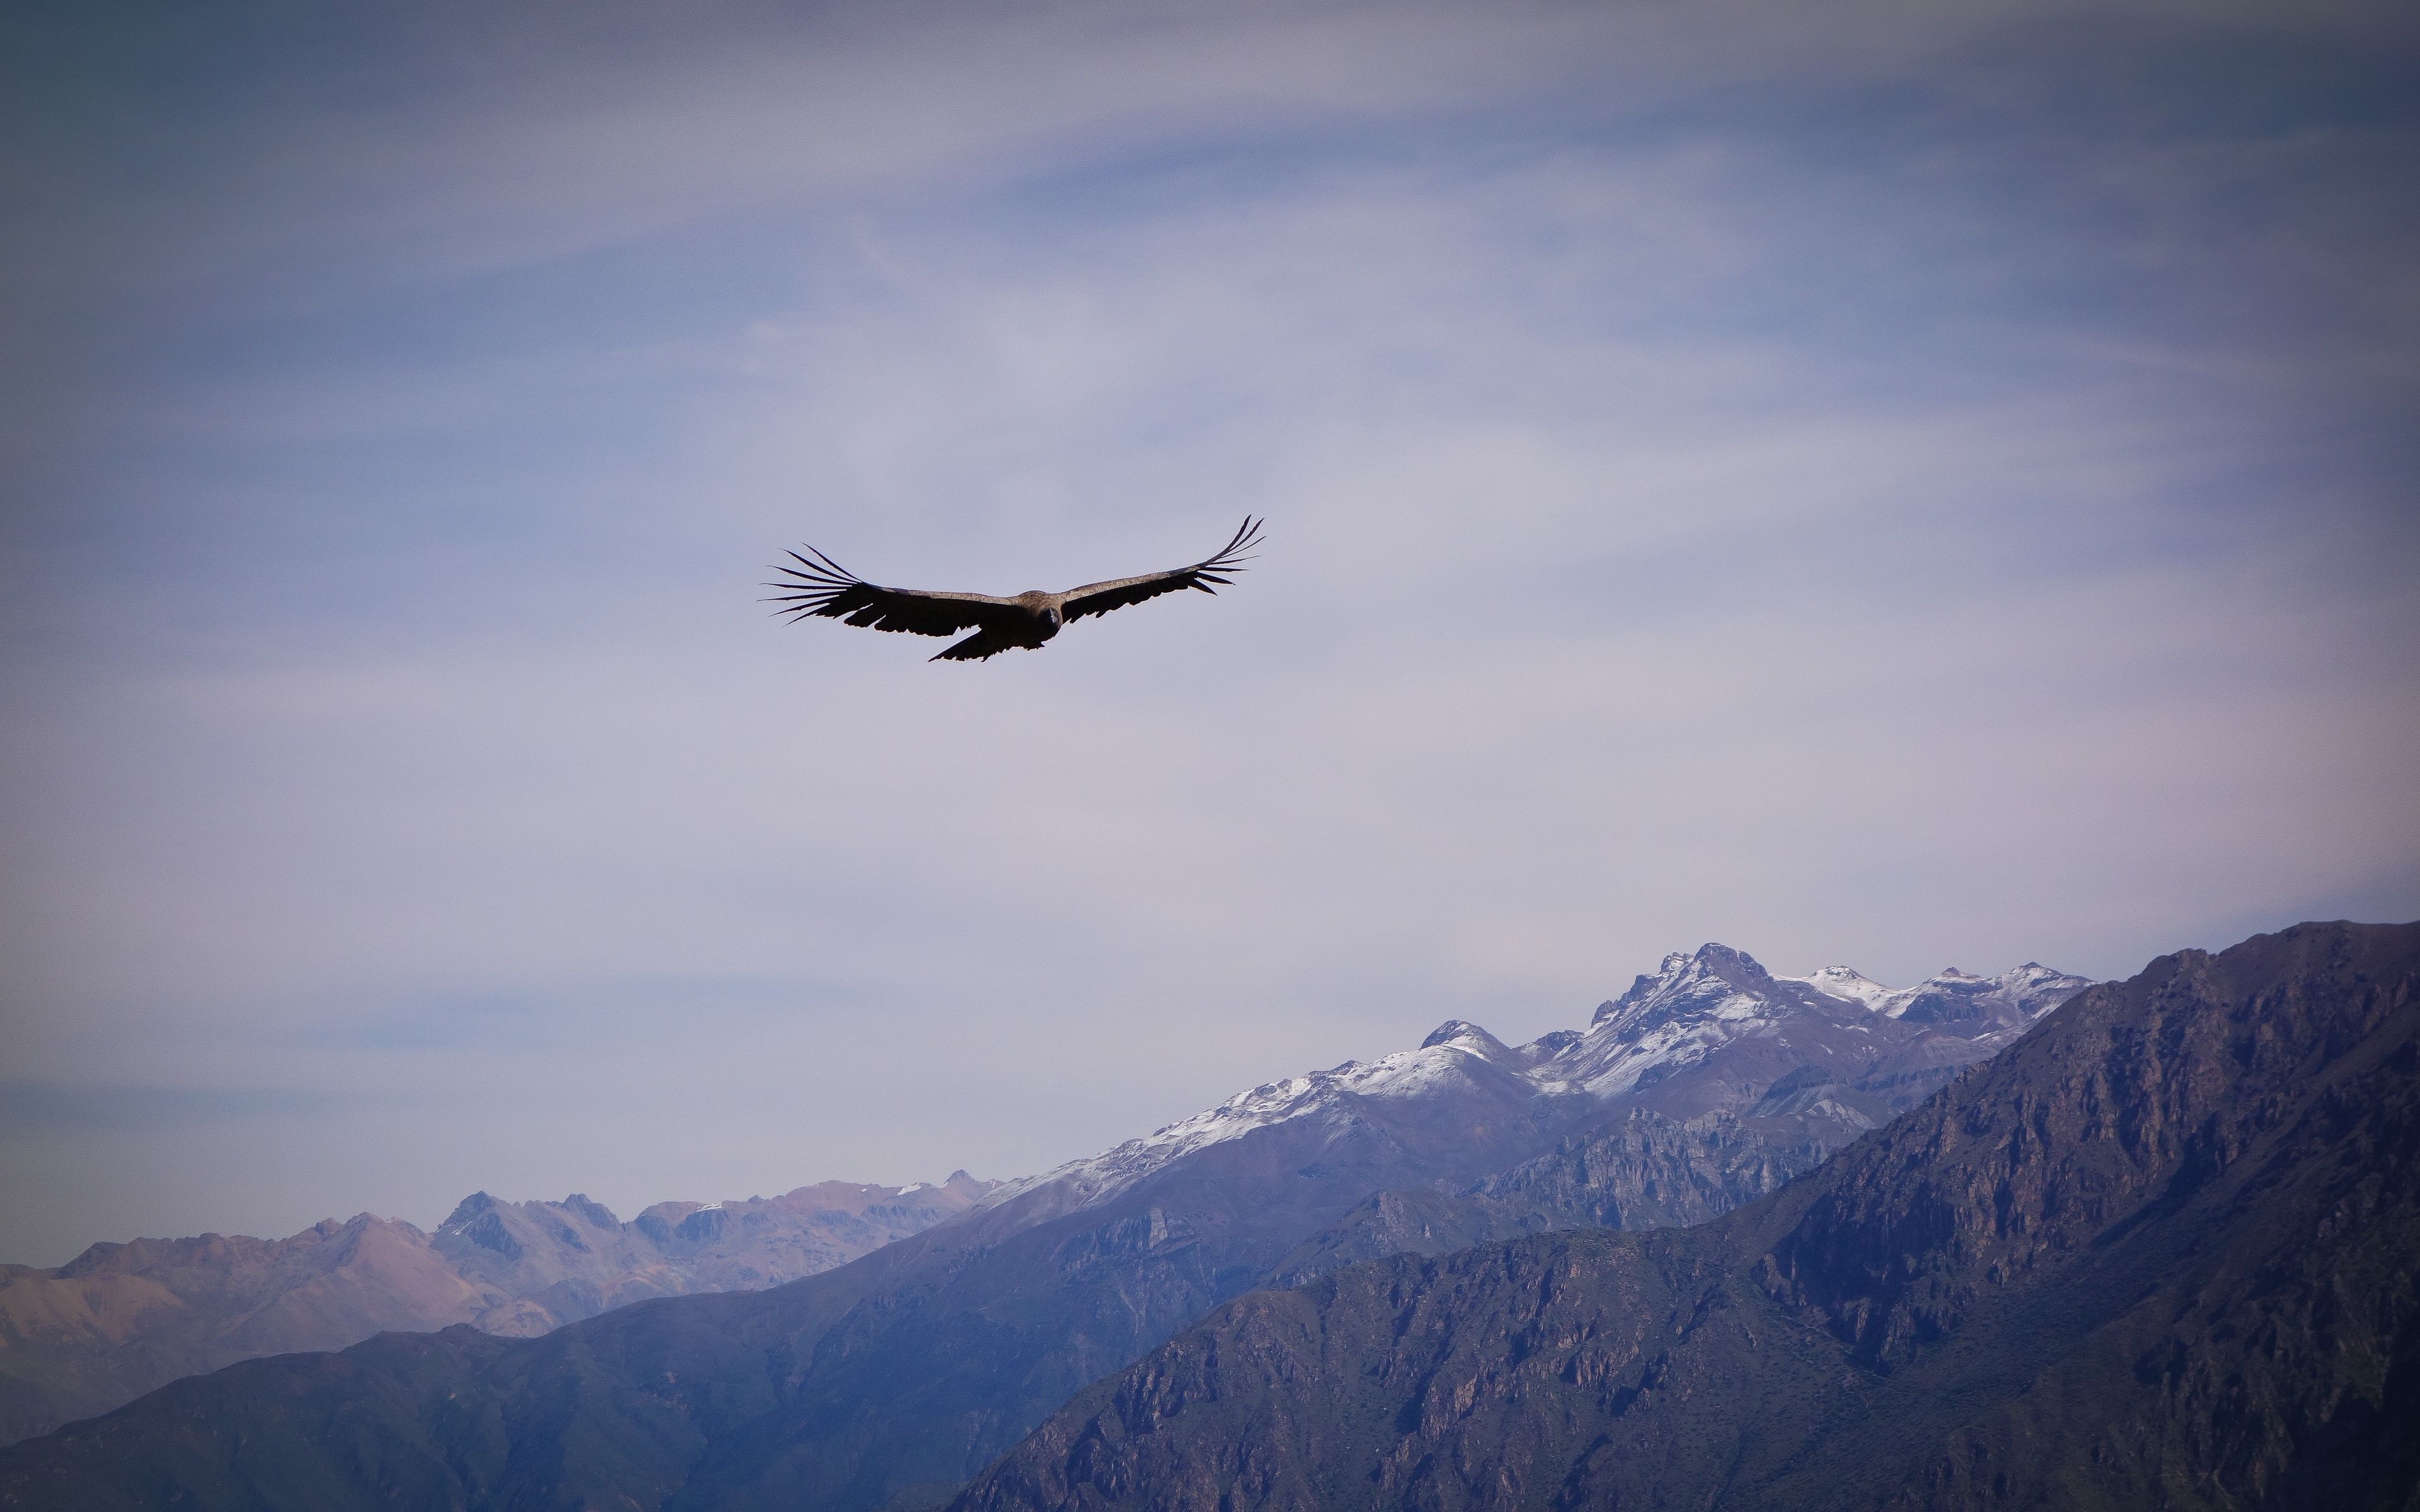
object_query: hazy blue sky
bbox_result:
[3,0,2416,1266]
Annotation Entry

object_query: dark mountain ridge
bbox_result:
[0,945,2088,1511]
[953,920,2420,1511]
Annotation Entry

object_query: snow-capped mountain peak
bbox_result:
[977,944,2094,1223]
[1785,959,2096,1029]
[1420,1019,1511,1055]
[976,1035,1558,1219]
[1789,965,1896,1010]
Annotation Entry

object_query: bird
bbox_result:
[767,517,1264,662]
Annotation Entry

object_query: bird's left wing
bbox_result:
[1057,516,1264,623]
[767,548,1018,637]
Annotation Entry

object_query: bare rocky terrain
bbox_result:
[954,921,2419,1512]
[0,1172,993,1446]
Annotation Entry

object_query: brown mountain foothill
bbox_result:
[0,1173,994,1446]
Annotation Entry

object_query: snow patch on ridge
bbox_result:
[1790,965,1896,1010]
[978,944,2093,1219]
[979,1039,1535,1213]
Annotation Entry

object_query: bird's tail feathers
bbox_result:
[933,628,1012,662]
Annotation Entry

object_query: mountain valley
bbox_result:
[0,944,2090,1509]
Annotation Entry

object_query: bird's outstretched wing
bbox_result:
[1057,517,1264,624]
[766,548,1018,637]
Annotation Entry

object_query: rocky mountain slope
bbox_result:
[0,946,2086,1510]
[1257,950,2089,1280]
[954,920,2419,1512]
[0,1174,992,1446]
[988,948,2083,1222]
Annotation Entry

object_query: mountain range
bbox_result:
[957,920,2420,1511]
[0,1173,994,1446]
[0,946,2090,1509]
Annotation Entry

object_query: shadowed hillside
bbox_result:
[953,921,2420,1512]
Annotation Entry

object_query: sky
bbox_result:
[2,0,2416,1268]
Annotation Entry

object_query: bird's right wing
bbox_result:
[767,548,1018,637]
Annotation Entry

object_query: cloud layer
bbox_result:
[2,0,2416,1265]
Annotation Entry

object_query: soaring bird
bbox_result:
[768,517,1263,662]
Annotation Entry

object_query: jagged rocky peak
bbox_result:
[1589,941,1814,1034]
[436,1191,500,1231]
[1419,1019,1508,1054]
[560,1194,619,1228]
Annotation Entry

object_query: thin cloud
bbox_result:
[1,0,2414,1266]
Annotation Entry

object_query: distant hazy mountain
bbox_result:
[0,1173,992,1446]
[954,921,2419,1512]
[0,944,2087,1511]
